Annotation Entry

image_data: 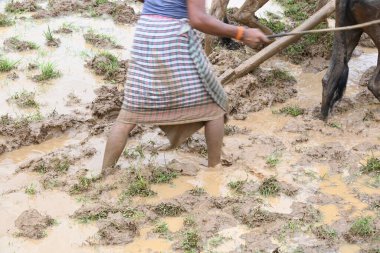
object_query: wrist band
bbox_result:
[235,26,244,41]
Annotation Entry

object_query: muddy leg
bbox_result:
[368,55,380,100]
[205,116,224,167]
[321,28,363,118]
[101,119,135,176]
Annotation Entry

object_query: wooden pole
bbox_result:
[220,0,336,84]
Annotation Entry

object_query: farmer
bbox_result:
[101,0,269,176]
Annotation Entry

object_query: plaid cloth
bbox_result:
[121,15,227,124]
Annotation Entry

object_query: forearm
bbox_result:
[189,13,238,39]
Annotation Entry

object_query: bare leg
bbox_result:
[101,120,135,176]
[205,116,224,167]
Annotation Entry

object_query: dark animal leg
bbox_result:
[321,0,363,119]
[321,29,363,118]
[368,54,380,100]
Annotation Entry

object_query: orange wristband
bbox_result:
[235,26,244,41]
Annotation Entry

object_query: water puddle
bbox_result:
[0,135,70,176]
[320,175,369,218]
[339,244,361,253]
[162,216,184,233]
[317,204,340,225]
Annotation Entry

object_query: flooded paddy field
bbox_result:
[0,0,379,252]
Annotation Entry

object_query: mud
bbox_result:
[32,0,138,24]
[83,31,123,49]
[359,34,376,48]
[15,209,54,239]
[5,0,39,13]
[86,54,128,84]
[3,37,38,51]
[225,68,298,118]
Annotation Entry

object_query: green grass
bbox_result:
[0,13,14,26]
[259,177,281,197]
[123,145,145,159]
[69,176,93,195]
[84,29,118,47]
[34,62,61,82]
[349,216,375,237]
[124,175,156,197]
[266,153,280,167]
[327,122,342,129]
[279,105,305,117]
[5,0,38,13]
[121,208,145,219]
[153,222,169,235]
[181,230,200,252]
[183,216,196,227]
[267,69,296,84]
[275,0,317,22]
[44,26,56,42]
[5,37,39,51]
[154,203,185,217]
[313,225,338,240]
[189,186,206,196]
[228,180,245,194]
[0,57,18,72]
[25,184,36,195]
[94,51,120,77]
[95,0,109,5]
[361,156,380,174]
[259,13,288,34]
[150,169,178,184]
[9,90,39,108]
[78,210,109,223]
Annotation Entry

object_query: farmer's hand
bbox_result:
[242,28,270,48]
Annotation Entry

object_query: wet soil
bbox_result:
[15,209,55,239]
[0,1,379,253]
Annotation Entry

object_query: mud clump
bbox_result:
[94,213,139,245]
[3,37,38,52]
[86,52,128,84]
[359,66,376,87]
[15,209,54,239]
[33,0,138,24]
[154,202,186,217]
[110,2,138,24]
[0,114,89,154]
[54,27,73,34]
[226,68,297,117]
[5,0,39,13]
[91,86,123,118]
[84,31,123,49]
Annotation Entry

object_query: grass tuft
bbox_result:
[181,229,200,252]
[279,105,305,117]
[266,153,280,167]
[124,175,156,197]
[34,62,61,82]
[150,169,178,184]
[0,57,18,72]
[9,90,39,108]
[154,203,185,217]
[349,216,375,237]
[25,184,37,195]
[123,145,144,159]
[228,180,245,194]
[361,156,380,174]
[0,13,14,26]
[259,177,281,197]
[189,186,206,196]
[153,222,169,236]
[69,176,94,195]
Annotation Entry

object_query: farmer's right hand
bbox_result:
[242,28,270,49]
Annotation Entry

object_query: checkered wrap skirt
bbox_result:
[119,15,227,125]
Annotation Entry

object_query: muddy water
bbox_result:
[1,1,379,253]
[0,15,135,117]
